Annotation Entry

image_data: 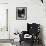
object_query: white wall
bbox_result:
[0,0,8,3]
[0,0,13,46]
[0,4,9,39]
[9,0,46,45]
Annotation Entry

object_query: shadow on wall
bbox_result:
[40,25,45,46]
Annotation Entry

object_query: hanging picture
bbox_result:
[16,7,27,20]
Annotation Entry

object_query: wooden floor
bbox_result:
[19,41,43,46]
[0,39,14,43]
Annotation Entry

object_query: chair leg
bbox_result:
[20,41,21,45]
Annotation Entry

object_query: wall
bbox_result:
[9,0,46,45]
[0,0,13,46]
[0,4,9,39]
[0,0,8,3]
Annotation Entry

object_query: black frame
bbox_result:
[16,7,27,20]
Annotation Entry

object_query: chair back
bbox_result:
[27,23,40,36]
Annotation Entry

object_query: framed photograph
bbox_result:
[16,7,27,20]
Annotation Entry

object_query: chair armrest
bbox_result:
[19,31,27,41]
[22,31,28,35]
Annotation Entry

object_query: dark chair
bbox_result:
[27,23,40,43]
[19,23,40,45]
